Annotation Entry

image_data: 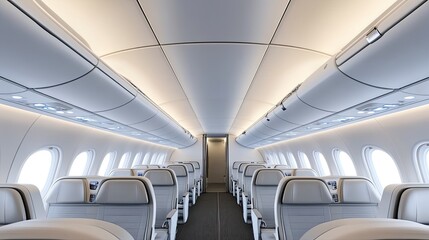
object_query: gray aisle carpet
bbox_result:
[176,192,253,240]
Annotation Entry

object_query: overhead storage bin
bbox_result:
[0,1,94,88]
[298,58,390,112]
[97,95,157,125]
[338,1,429,89]
[252,120,282,137]
[131,115,169,132]
[0,78,26,94]
[274,93,332,125]
[36,68,135,112]
[401,77,429,96]
[264,110,299,132]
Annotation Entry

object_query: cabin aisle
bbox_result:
[176,192,253,240]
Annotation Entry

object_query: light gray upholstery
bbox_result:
[144,169,179,240]
[236,163,249,204]
[189,161,202,196]
[0,218,134,240]
[301,218,429,240]
[167,164,190,223]
[397,188,429,224]
[0,188,27,225]
[291,169,318,177]
[338,178,380,203]
[275,177,332,240]
[242,164,265,223]
[377,183,429,219]
[108,168,135,177]
[96,179,149,204]
[0,184,46,220]
[330,177,380,219]
[45,178,88,203]
[182,162,197,205]
[251,169,284,240]
[45,177,156,240]
[232,161,244,196]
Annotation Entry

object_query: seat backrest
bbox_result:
[182,163,195,188]
[242,164,265,195]
[108,168,134,176]
[45,176,156,240]
[237,163,249,189]
[251,168,284,228]
[167,164,189,198]
[291,168,319,176]
[190,161,201,179]
[0,184,46,221]
[377,183,429,219]
[143,168,178,228]
[397,187,429,224]
[275,177,332,240]
[0,188,27,225]
[329,177,380,220]
[232,161,243,181]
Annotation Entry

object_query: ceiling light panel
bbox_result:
[40,0,157,56]
[138,0,289,44]
[272,0,398,55]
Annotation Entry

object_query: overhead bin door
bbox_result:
[338,1,429,89]
[0,1,94,88]
[36,68,135,112]
[298,58,390,112]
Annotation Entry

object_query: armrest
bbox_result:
[251,209,265,240]
[178,193,189,223]
[162,209,178,240]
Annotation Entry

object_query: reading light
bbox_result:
[281,103,286,111]
[242,131,246,135]
[265,114,270,122]
[11,95,23,100]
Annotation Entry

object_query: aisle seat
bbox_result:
[250,168,285,240]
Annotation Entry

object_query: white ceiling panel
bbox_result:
[230,46,329,135]
[163,43,267,133]
[158,100,203,134]
[102,47,186,104]
[138,0,289,44]
[41,0,157,56]
[163,43,267,100]
[272,0,398,55]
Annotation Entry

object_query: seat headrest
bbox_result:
[238,163,248,173]
[109,169,134,177]
[292,168,318,176]
[191,161,200,169]
[96,179,149,204]
[183,163,194,173]
[397,188,429,224]
[45,178,87,203]
[233,162,242,169]
[132,165,149,169]
[244,165,265,177]
[167,165,188,177]
[0,188,27,225]
[339,178,380,203]
[144,169,175,186]
[282,179,332,204]
[254,169,284,186]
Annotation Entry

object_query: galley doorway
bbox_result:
[203,135,228,192]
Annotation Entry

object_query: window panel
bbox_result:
[365,147,402,191]
[118,152,131,168]
[69,150,93,176]
[314,151,331,176]
[298,152,311,168]
[98,152,115,176]
[333,149,357,176]
[18,147,59,195]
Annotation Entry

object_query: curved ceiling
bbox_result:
[33,0,397,136]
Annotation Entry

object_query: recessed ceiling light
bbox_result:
[33,103,46,107]
[357,111,365,114]
[56,111,64,114]
[66,111,74,114]
[12,95,23,99]
[404,96,415,100]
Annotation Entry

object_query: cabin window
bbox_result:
[157,153,166,165]
[286,152,298,168]
[118,152,131,168]
[150,153,159,164]
[314,151,331,176]
[364,146,402,190]
[279,153,289,166]
[131,152,143,167]
[298,152,311,168]
[142,152,151,164]
[333,149,357,176]
[17,147,59,195]
[68,150,93,176]
[98,152,116,176]
[416,143,429,182]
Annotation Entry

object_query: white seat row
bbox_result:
[0,184,134,240]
